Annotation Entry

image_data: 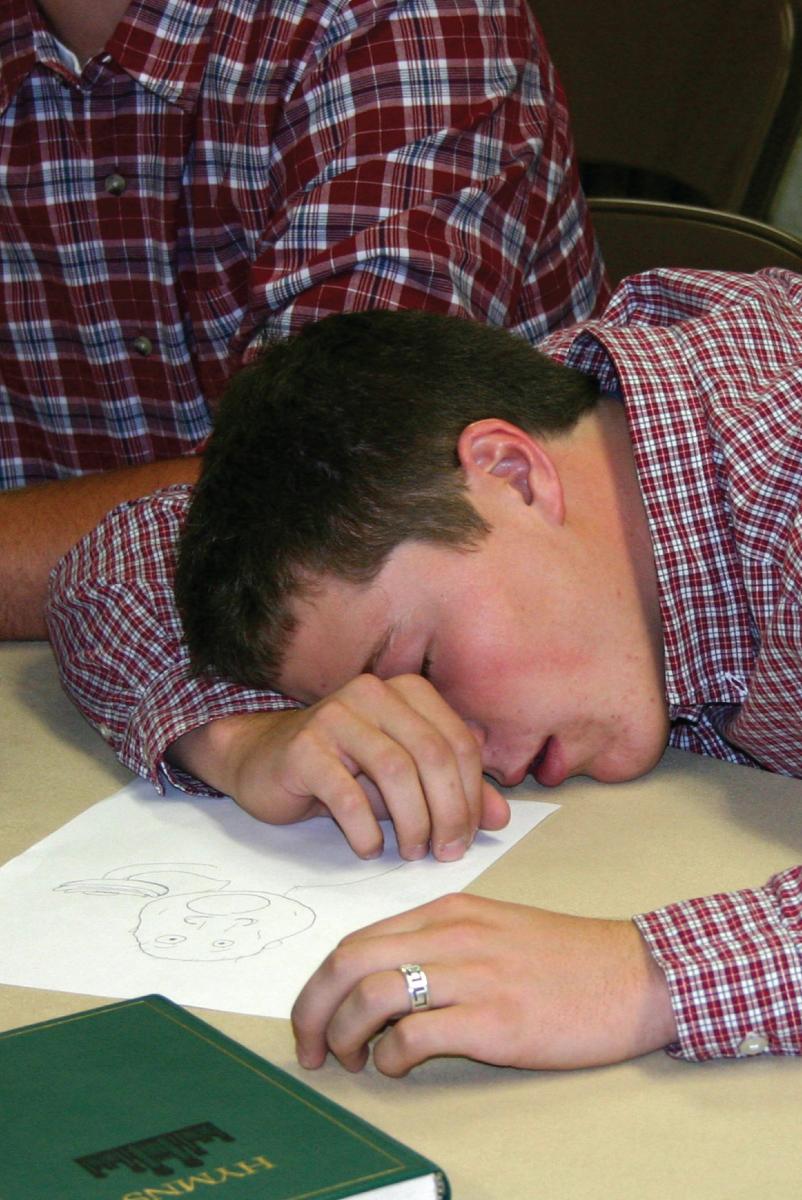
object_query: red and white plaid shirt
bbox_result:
[48,267,802,1062]
[540,267,802,1063]
[0,0,605,488]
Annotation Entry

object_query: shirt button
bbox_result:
[737,1031,768,1056]
[104,172,127,196]
[132,335,153,357]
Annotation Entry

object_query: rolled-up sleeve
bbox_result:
[46,486,301,794]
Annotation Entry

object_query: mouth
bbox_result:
[529,737,551,780]
[530,736,568,787]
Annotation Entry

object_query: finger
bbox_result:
[324,963,451,1072]
[372,1005,488,1077]
[307,694,435,859]
[292,945,407,1068]
[479,778,512,831]
[292,904,470,1064]
[380,675,484,859]
[285,723,391,859]
[387,692,510,841]
[304,675,485,861]
[352,772,390,820]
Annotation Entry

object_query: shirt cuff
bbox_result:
[634,873,802,1061]
[118,658,303,795]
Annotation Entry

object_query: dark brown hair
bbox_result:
[176,308,599,688]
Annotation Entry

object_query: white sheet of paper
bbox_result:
[0,779,557,1018]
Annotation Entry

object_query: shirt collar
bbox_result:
[553,322,756,713]
[0,0,218,114]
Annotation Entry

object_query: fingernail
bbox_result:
[405,843,428,860]
[436,837,466,862]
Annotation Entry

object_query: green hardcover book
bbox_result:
[0,994,448,1200]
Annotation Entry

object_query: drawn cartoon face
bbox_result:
[133,892,315,961]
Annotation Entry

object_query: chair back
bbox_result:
[533,0,796,213]
[589,198,802,288]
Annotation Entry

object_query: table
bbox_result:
[3,641,801,1198]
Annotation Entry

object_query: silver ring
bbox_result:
[399,963,430,1011]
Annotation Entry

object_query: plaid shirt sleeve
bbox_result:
[46,487,302,795]
[634,867,802,1060]
[238,0,607,350]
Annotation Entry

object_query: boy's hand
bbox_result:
[291,894,677,1075]
[169,674,510,861]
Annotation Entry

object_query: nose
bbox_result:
[487,759,531,788]
[465,722,530,788]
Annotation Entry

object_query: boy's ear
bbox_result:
[457,419,565,524]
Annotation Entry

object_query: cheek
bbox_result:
[486,627,587,688]
[440,631,531,713]
[439,599,592,717]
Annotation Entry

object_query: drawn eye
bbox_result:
[154,934,186,945]
[213,939,234,949]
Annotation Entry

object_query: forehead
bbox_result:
[277,528,528,702]
[278,538,479,702]
[278,569,401,703]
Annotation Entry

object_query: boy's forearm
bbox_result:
[0,457,202,639]
[166,711,285,799]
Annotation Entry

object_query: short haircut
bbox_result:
[176,308,600,688]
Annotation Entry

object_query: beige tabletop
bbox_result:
[2,640,801,1198]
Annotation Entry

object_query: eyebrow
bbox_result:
[361,625,394,676]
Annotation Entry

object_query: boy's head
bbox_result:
[177,308,670,787]
[177,309,598,687]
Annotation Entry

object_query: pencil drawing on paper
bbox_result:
[54,861,403,963]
